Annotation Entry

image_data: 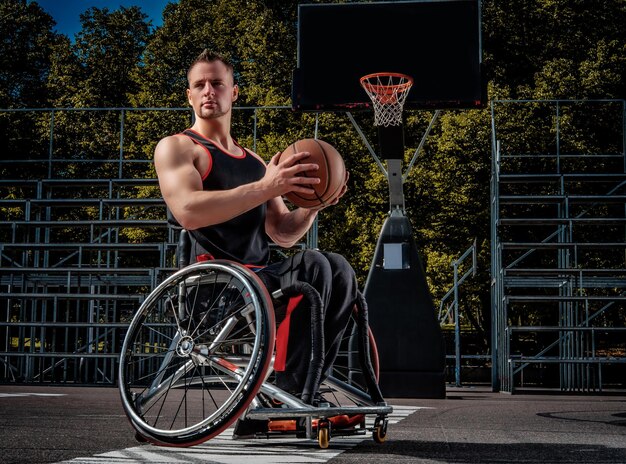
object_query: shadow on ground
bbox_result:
[338,440,626,463]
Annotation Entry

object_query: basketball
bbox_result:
[278,138,347,209]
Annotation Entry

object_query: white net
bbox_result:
[359,73,413,127]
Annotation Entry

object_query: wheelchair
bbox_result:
[118,234,391,449]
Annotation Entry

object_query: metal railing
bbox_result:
[0,105,340,384]
[438,239,479,387]
[490,99,626,393]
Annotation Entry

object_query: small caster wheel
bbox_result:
[318,419,331,449]
[373,417,388,444]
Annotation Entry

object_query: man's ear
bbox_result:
[186,88,192,105]
[232,84,239,102]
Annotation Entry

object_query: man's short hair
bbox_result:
[187,49,235,84]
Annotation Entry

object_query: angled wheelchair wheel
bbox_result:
[318,307,382,429]
[266,307,382,435]
[331,312,379,391]
[119,261,275,446]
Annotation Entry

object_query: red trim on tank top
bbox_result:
[177,133,213,180]
[243,147,267,166]
[185,129,246,159]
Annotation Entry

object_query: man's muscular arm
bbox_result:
[154,136,319,231]
[265,197,319,248]
[265,158,349,249]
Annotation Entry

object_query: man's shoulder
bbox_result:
[158,132,193,148]
[158,132,197,151]
[154,133,196,164]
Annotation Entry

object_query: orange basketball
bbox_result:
[278,138,347,209]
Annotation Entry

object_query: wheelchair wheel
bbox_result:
[266,310,380,434]
[330,312,379,390]
[317,309,381,429]
[119,261,275,446]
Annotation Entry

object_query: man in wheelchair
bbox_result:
[153,50,367,437]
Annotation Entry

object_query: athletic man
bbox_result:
[154,50,359,435]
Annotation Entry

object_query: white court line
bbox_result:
[0,392,67,398]
[59,406,429,464]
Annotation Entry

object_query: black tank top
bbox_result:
[170,129,269,265]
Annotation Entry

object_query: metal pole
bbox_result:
[345,112,387,177]
[556,101,561,174]
[253,108,258,153]
[490,100,501,390]
[403,110,440,182]
[622,100,626,172]
[48,110,55,179]
[314,113,319,139]
[453,261,461,387]
[118,109,125,179]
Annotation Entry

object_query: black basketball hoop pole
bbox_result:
[360,73,446,398]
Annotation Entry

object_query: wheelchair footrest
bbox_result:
[246,405,393,420]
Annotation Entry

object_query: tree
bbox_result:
[44,5,152,180]
[0,0,59,182]
[0,0,57,108]
[483,0,626,99]
[47,5,151,108]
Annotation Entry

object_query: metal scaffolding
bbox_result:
[0,106,317,384]
[491,99,626,393]
[4,101,624,391]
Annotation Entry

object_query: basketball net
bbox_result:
[360,72,414,127]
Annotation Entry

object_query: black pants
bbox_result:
[257,249,358,394]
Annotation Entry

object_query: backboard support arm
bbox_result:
[346,111,441,212]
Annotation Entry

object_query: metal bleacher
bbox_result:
[491,99,626,393]
[0,105,317,385]
[3,101,625,392]
[0,107,192,384]
[0,176,176,384]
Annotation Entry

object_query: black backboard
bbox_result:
[292,0,484,111]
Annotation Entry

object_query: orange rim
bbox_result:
[359,72,414,95]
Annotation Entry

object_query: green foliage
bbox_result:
[483,0,626,99]
[72,6,150,107]
[0,0,57,107]
[2,0,626,346]
[44,6,152,180]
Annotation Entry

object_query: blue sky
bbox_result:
[36,0,174,38]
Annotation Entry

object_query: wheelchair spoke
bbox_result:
[151,357,183,429]
[169,362,192,430]
[127,351,179,385]
[125,353,179,390]
[193,309,256,348]
[188,275,239,339]
[136,357,189,412]
[185,278,200,336]
[164,289,184,334]
[191,306,243,341]
[141,323,177,345]
[119,262,274,445]
[125,346,176,364]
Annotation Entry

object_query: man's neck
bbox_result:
[191,117,236,153]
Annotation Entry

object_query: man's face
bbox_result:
[187,60,238,120]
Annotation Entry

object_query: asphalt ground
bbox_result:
[1,385,625,464]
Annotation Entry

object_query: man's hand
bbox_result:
[308,170,350,211]
[261,151,320,197]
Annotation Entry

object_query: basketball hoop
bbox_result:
[360,72,414,127]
